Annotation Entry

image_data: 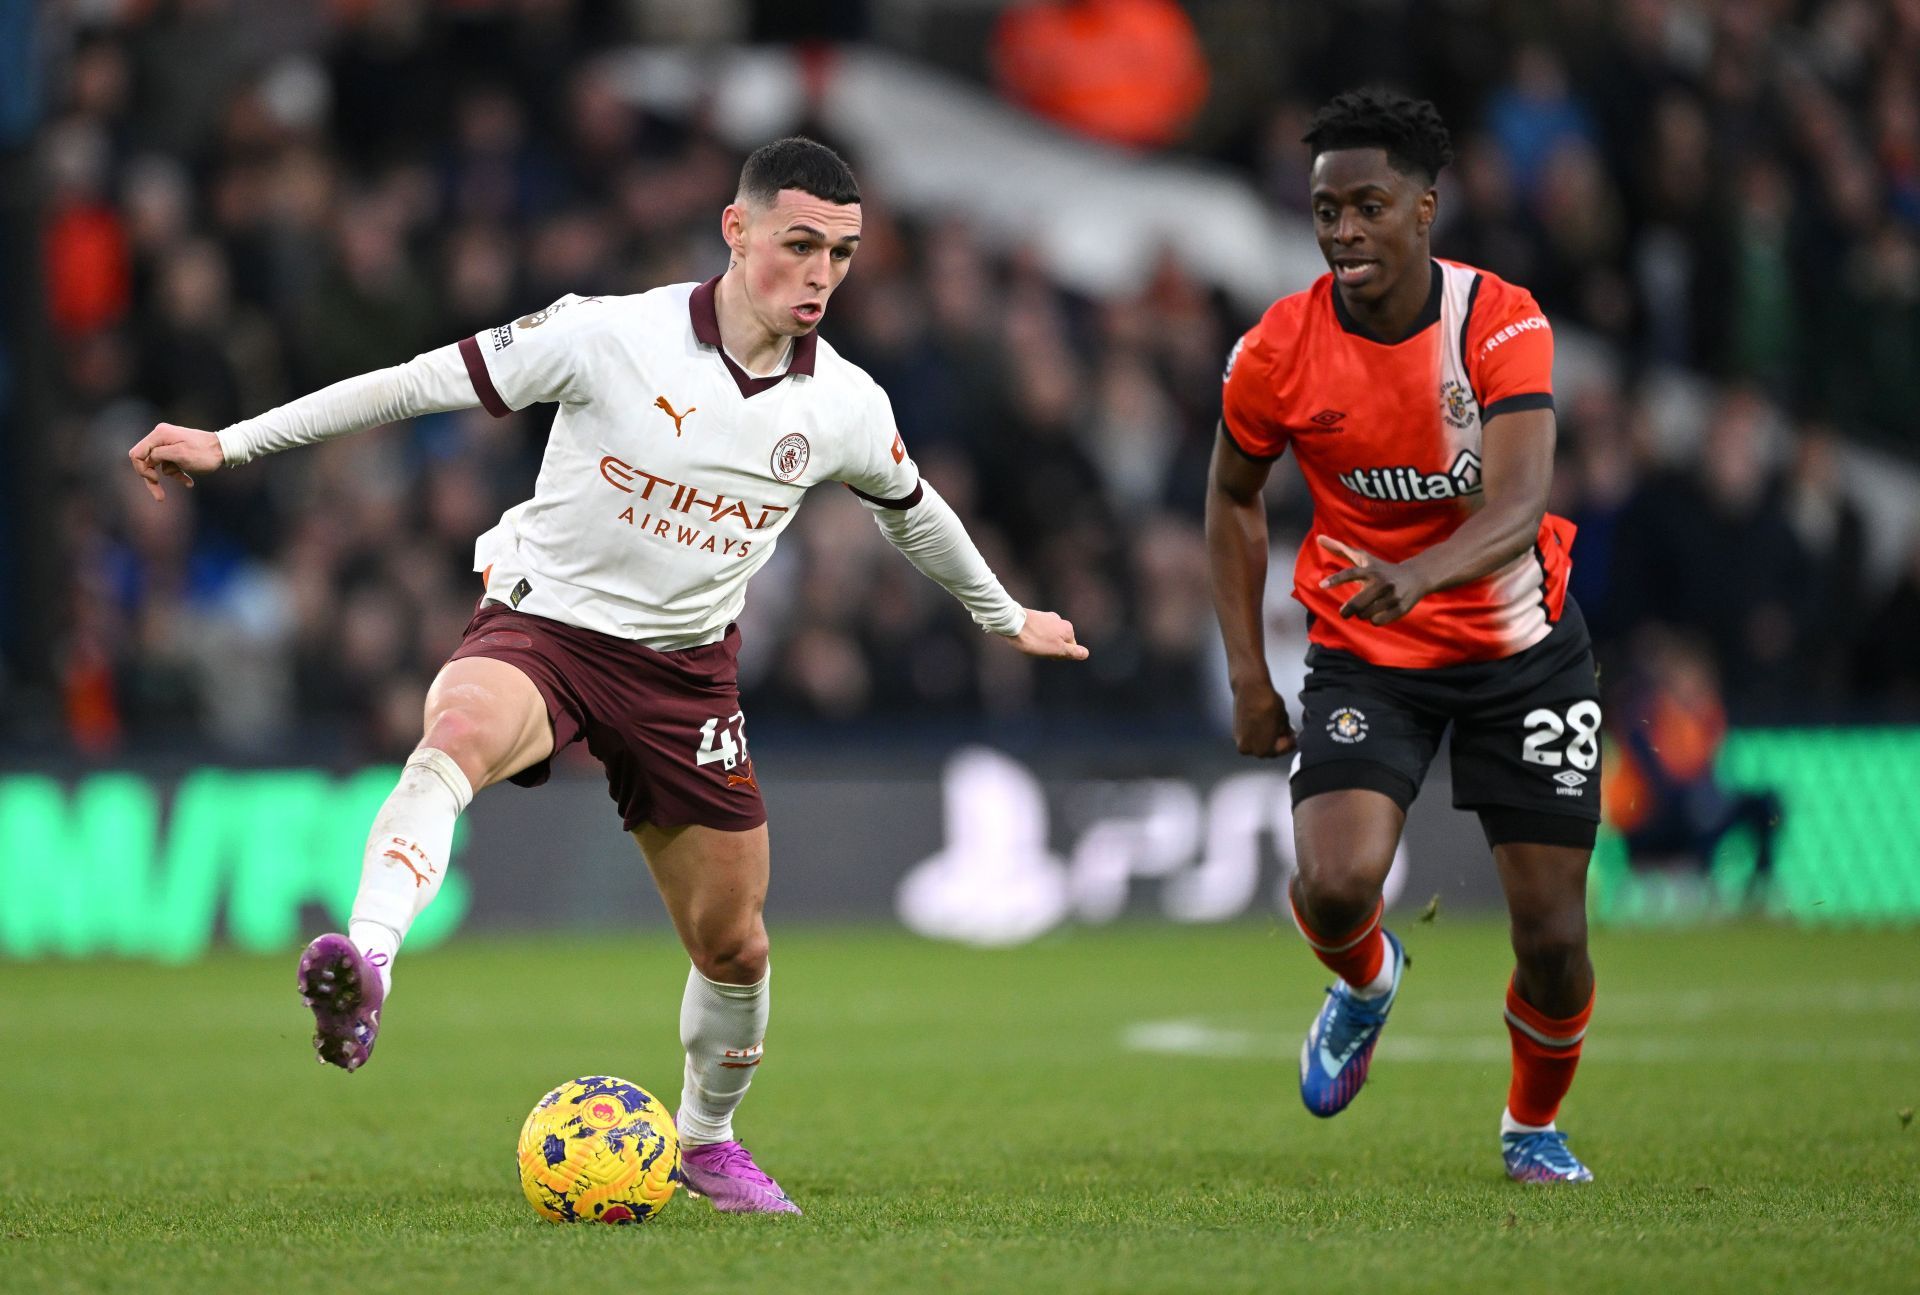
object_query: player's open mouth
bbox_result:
[1333,259,1378,286]
[791,303,823,325]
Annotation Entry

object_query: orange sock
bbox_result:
[1504,976,1593,1127]
[1289,893,1386,989]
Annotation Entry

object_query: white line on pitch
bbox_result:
[1120,1020,1920,1064]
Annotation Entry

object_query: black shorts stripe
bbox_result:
[1291,759,1418,813]
[1478,806,1598,850]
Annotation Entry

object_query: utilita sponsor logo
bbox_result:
[1338,449,1483,503]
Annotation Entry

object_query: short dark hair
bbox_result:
[737,136,860,207]
[1303,88,1454,184]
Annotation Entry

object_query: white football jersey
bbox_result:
[456,280,922,649]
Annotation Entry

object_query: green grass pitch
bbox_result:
[3,920,1916,1293]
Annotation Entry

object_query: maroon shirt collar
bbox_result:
[689,274,818,399]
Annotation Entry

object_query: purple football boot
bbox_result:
[679,1139,802,1215]
[297,933,384,1072]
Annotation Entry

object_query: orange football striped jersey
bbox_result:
[1223,259,1574,669]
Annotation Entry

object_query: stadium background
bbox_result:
[3,0,1919,959]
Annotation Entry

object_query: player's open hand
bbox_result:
[128,422,224,501]
[1008,609,1089,661]
[1231,679,1296,758]
[1317,535,1430,625]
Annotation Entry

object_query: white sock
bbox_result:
[676,965,769,1146]
[1502,1107,1555,1136]
[348,747,472,995]
[349,918,401,996]
[1350,945,1398,1001]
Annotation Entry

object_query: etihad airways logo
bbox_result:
[1338,450,1482,503]
[599,456,789,530]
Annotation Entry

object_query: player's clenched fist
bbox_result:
[1231,680,1297,758]
[1008,608,1090,661]
[128,422,224,500]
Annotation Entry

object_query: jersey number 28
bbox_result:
[1520,700,1601,771]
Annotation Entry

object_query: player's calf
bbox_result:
[1500,975,1594,1181]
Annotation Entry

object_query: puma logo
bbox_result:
[383,837,436,889]
[654,395,697,435]
[727,771,759,791]
[383,849,430,887]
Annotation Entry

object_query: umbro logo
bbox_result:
[1308,409,1347,429]
[1553,771,1587,788]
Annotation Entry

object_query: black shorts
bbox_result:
[1290,600,1601,849]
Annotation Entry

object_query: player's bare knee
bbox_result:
[419,708,501,787]
[690,927,769,985]
[1293,861,1387,930]
[1511,916,1587,982]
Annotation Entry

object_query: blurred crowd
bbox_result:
[1229,0,1920,447]
[15,0,1920,766]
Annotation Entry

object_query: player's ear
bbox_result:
[1417,186,1438,235]
[721,201,749,260]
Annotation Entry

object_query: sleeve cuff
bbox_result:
[846,480,925,510]
[1219,419,1282,462]
[1482,392,1555,420]
[214,424,254,467]
[456,335,511,418]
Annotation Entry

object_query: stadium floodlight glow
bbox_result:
[0,768,468,961]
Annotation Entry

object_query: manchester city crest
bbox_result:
[770,432,811,482]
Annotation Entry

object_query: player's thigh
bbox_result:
[421,655,556,791]
[1289,654,1440,904]
[1292,789,1407,918]
[1448,645,1604,835]
[633,822,770,982]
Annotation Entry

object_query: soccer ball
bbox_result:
[517,1075,681,1224]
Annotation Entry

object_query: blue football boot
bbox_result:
[1502,1130,1595,1183]
[1299,929,1407,1117]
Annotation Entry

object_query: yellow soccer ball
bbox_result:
[517,1075,680,1224]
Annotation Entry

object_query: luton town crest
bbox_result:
[1327,706,1369,744]
[1441,379,1473,429]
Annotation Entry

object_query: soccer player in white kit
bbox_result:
[128,138,1086,1215]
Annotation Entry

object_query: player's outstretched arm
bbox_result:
[857,480,1087,662]
[126,344,483,502]
[128,423,224,500]
[1204,425,1295,758]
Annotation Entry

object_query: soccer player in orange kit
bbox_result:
[1205,89,1599,1182]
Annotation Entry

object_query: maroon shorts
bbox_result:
[448,601,766,833]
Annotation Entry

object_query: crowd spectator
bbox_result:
[11,0,1920,766]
